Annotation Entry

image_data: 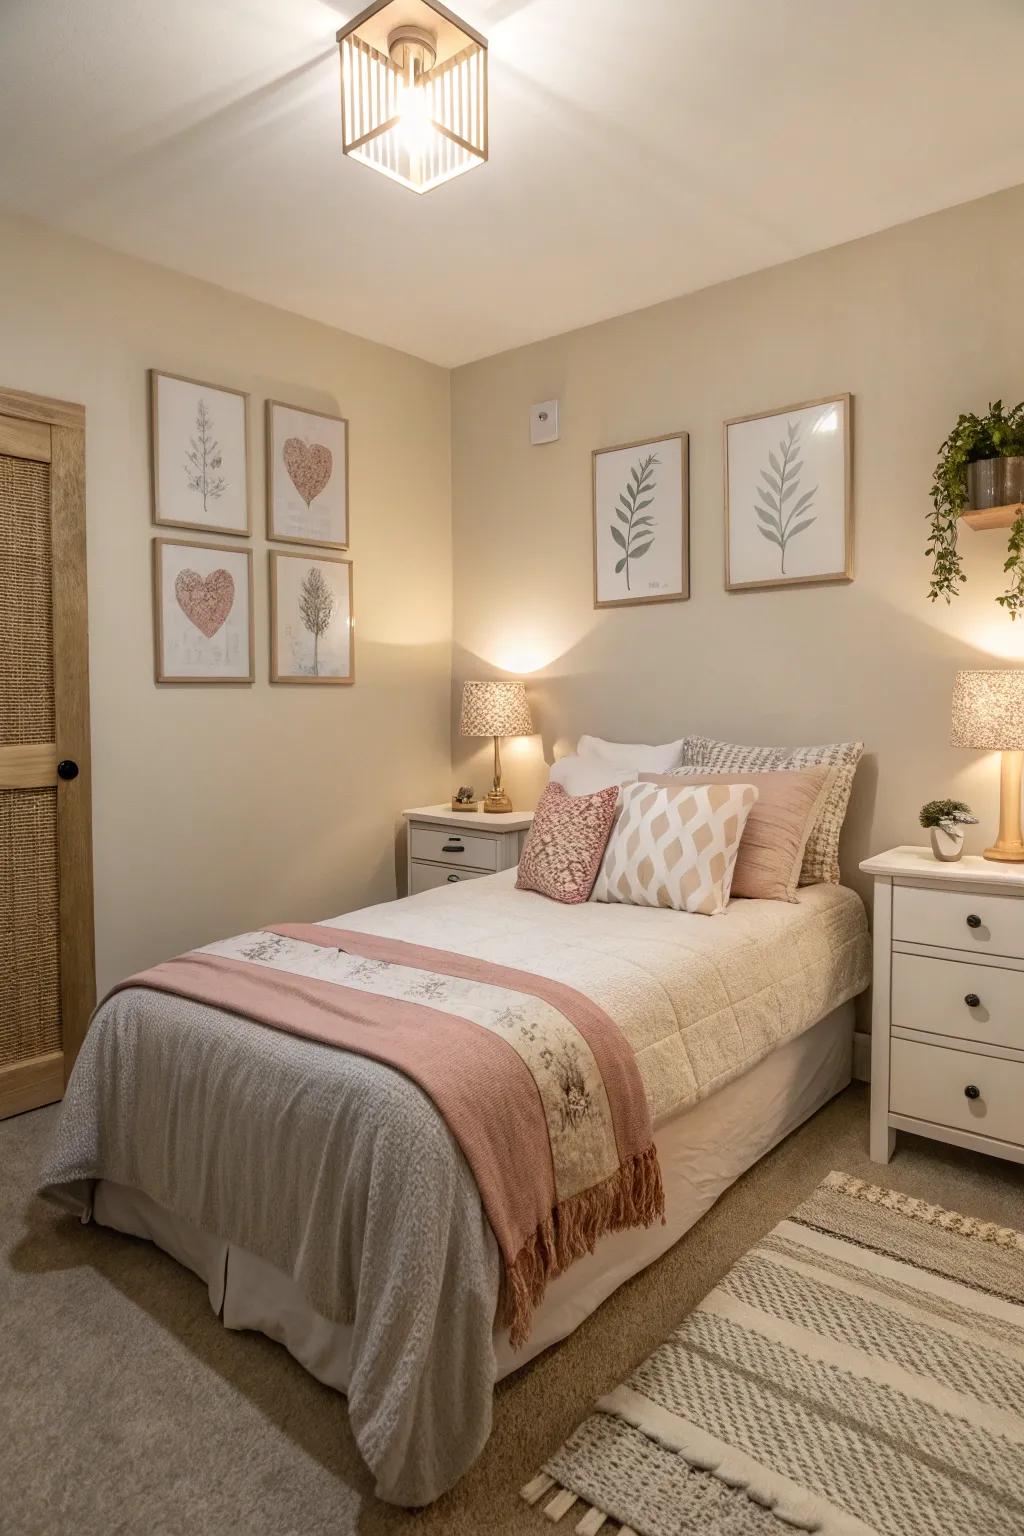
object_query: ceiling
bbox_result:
[3,0,1024,366]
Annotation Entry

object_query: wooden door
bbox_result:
[0,386,94,1119]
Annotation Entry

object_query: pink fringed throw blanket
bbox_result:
[107,923,664,1346]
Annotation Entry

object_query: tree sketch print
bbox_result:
[611,452,659,590]
[298,565,335,676]
[754,420,816,574]
[183,398,226,513]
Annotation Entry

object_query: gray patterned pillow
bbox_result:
[677,737,863,884]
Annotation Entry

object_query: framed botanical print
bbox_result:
[150,370,250,536]
[266,400,348,548]
[153,538,254,684]
[725,394,853,591]
[269,551,354,685]
[592,432,689,608]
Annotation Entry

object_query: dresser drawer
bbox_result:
[892,952,1024,1051]
[409,862,489,895]
[893,882,1024,959]
[890,1037,1024,1147]
[409,825,499,871]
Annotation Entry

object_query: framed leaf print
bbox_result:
[150,370,250,536]
[725,394,853,591]
[266,400,348,549]
[592,432,689,608]
[269,551,354,685]
[153,538,254,684]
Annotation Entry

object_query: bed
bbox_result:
[40,868,871,1506]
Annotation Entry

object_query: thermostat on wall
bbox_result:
[530,399,559,445]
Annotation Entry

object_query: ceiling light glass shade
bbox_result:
[337,1,487,194]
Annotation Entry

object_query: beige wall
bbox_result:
[0,216,452,993]
[452,183,1024,906]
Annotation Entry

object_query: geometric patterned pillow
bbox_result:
[591,780,758,915]
[677,737,864,885]
[515,781,620,904]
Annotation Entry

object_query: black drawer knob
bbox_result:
[56,759,79,781]
[964,1084,981,1101]
[966,913,982,929]
[964,993,981,1008]
[446,873,460,883]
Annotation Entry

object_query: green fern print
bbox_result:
[755,420,816,574]
[611,453,659,591]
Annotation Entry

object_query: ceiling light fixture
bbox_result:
[336,1,487,195]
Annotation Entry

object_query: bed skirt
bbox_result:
[91,1001,854,1390]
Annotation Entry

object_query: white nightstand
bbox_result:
[403,804,534,897]
[861,845,1024,1167]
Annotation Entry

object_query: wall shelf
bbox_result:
[961,504,1024,531]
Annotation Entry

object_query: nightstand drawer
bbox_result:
[409,862,489,895]
[893,883,1024,959]
[890,1037,1024,1147]
[410,825,499,871]
[892,952,1024,1051]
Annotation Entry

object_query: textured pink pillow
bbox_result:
[516,782,620,904]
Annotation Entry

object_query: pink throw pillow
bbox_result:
[516,782,620,904]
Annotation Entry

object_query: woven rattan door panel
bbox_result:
[0,394,94,1120]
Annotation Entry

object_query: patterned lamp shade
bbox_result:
[459,679,533,739]
[951,670,1024,751]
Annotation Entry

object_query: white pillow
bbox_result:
[549,755,639,796]
[592,780,758,915]
[577,734,685,773]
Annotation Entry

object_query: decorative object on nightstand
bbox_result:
[451,785,478,812]
[403,805,534,896]
[918,798,977,862]
[861,846,1024,1168]
[950,669,1024,861]
[458,679,533,813]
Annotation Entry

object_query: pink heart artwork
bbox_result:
[283,437,333,507]
[175,568,235,638]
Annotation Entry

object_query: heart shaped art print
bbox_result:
[175,567,235,638]
[283,437,333,507]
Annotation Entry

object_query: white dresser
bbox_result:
[862,846,1024,1166]
[403,804,533,896]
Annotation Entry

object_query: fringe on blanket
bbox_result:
[503,1146,665,1349]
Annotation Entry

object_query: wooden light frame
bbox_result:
[337,0,487,194]
[0,384,94,1113]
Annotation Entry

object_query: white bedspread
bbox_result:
[336,870,871,1126]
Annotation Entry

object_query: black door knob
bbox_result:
[964,1084,981,1100]
[966,913,982,928]
[56,759,79,781]
[964,993,981,1008]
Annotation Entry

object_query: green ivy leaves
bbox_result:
[929,400,1024,608]
[611,453,659,590]
[754,420,816,575]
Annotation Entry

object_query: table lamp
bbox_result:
[459,679,533,813]
[950,669,1024,861]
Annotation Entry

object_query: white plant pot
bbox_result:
[930,825,964,862]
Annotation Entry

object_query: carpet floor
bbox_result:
[4,1084,1023,1536]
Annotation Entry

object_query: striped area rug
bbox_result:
[521,1172,1024,1536]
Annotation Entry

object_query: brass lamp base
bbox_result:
[484,788,513,814]
[983,749,1024,862]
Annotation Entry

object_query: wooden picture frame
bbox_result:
[269,550,354,686]
[152,537,255,684]
[592,431,689,608]
[724,393,853,592]
[266,399,349,549]
[150,369,251,537]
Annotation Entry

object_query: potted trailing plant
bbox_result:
[919,798,978,863]
[927,399,1024,616]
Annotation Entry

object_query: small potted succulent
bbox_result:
[928,400,1024,616]
[919,799,978,862]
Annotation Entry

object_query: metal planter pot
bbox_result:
[967,455,1024,510]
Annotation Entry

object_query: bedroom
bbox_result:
[2,2,1024,1532]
